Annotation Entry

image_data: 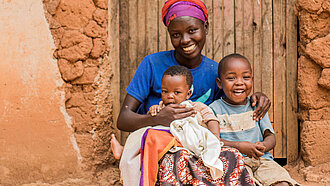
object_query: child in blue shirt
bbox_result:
[209,54,298,186]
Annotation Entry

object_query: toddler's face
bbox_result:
[161,75,192,105]
[217,58,253,105]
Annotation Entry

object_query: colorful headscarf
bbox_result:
[162,0,208,27]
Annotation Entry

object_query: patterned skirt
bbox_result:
[157,146,255,186]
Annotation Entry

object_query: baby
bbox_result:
[209,53,299,186]
[112,65,223,180]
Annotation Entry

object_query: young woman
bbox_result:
[117,0,271,185]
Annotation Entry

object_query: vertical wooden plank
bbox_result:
[223,0,235,56]
[286,0,298,163]
[261,0,273,123]
[243,0,254,73]
[158,0,167,52]
[213,0,223,62]
[137,0,147,68]
[119,0,131,143]
[253,0,261,95]
[204,0,213,58]
[146,0,158,55]
[109,0,121,140]
[234,0,243,54]
[273,0,286,158]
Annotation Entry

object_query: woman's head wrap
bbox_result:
[162,0,208,27]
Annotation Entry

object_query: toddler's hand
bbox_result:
[237,141,264,159]
[255,141,266,153]
[147,105,162,116]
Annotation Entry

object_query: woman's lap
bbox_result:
[158,146,254,185]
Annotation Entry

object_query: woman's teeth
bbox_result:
[183,44,196,52]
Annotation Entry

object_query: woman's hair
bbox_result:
[163,65,193,88]
[218,53,251,78]
[162,0,208,26]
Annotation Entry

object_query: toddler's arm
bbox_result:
[221,139,265,159]
[255,129,276,153]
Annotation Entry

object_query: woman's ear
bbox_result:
[216,77,222,89]
[186,89,193,100]
[204,21,209,35]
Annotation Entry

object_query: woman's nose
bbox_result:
[181,33,190,44]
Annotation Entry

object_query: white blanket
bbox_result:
[170,101,224,180]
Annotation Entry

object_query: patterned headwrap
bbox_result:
[162,0,208,27]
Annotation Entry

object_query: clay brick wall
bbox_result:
[295,0,330,181]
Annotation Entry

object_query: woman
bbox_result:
[117,0,270,185]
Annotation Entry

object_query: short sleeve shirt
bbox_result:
[126,50,223,114]
[209,98,275,160]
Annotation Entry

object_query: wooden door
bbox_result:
[109,0,298,162]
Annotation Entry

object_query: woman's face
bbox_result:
[168,16,208,63]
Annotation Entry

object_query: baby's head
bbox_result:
[217,54,253,105]
[161,65,193,105]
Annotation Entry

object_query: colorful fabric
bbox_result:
[209,97,274,160]
[140,128,177,186]
[162,0,208,26]
[126,50,223,114]
[157,146,255,185]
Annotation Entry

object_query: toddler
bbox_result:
[209,54,299,186]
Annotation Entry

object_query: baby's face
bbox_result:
[161,75,192,105]
[217,58,253,105]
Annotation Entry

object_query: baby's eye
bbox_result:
[189,29,197,34]
[174,91,181,95]
[243,76,251,79]
[226,77,235,80]
[161,90,168,93]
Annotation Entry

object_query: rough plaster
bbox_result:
[0,0,81,184]
[295,0,330,183]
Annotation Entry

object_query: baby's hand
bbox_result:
[255,141,266,153]
[147,105,162,116]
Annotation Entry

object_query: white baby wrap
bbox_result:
[170,101,224,180]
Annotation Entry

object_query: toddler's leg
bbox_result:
[110,134,123,159]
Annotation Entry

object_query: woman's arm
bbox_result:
[117,94,196,132]
[250,92,271,121]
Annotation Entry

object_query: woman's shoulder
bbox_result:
[202,55,219,66]
[145,50,173,60]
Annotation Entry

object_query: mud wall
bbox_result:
[0,0,120,185]
[42,0,120,184]
[295,0,330,182]
[0,0,80,185]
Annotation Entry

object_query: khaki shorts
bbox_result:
[244,157,299,186]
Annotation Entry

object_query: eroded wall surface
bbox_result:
[0,0,80,184]
[0,0,120,185]
[295,0,330,182]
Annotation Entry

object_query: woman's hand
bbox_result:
[250,92,271,121]
[237,141,264,159]
[154,104,196,127]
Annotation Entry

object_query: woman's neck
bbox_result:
[174,51,203,69]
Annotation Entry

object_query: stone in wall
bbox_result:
[305,34,330,68]
[297,56,330,109]
[318,68,330,89]
[301,120,330,166]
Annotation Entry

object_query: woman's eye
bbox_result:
[172,33,180,38]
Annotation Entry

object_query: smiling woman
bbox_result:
[115,0,271,185]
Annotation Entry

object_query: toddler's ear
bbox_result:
[216,77,222,89]
[186,89,193,100]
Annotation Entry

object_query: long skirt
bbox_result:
[157,146,255,186]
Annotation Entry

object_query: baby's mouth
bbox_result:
[182,44,196,52]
